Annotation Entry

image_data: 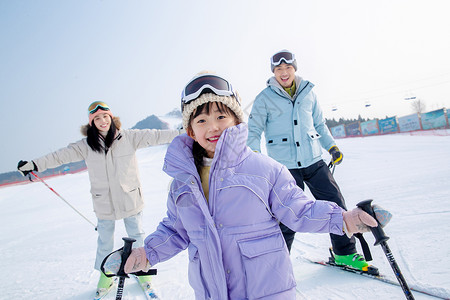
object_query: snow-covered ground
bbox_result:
[1,129,449,299]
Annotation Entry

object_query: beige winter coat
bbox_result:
[33,118,179,220]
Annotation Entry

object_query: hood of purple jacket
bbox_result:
[163,122,251,180]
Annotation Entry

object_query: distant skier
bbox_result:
[120,73,380,299]
[246,49,372,271]
[17,101,180,299]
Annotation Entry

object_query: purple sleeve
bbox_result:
[143,191,190,266]
[269,166,344,235]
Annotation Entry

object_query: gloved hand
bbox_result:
[342,208,378,238]
[329,146,343,165]
[124,247,151,274]
[17,160,37,176]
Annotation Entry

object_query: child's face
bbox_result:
[93,113,111,133]
[273,62,296,88]
[188,103,238,158]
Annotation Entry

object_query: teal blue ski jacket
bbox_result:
[247,76,336,169]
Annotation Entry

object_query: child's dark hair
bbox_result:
[86,117,117,153]
[187,101,239,172]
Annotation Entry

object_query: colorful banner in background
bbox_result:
[421,108,448,130]
[345,122,361,137]
[331,124,346,138]
[330,107,449,138]
[360,119,379,136]
[398,113,421,132]
[378,116,398,134]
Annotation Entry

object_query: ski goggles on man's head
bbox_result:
[270,50,296,67]
[181,74,239,111]
[88,101,110,114]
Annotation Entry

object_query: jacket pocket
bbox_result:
[187,244,210,299]
[266,134,293,162]
[120,184,142,212]
[307,129,322,157]
[237,232,296,299]
[91,191,113,215]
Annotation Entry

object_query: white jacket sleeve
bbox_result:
[127,129,180,149]
[33,140,88,172]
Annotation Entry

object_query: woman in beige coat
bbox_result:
[17,101,180,298]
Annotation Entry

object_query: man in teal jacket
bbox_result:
[247,49,371,271]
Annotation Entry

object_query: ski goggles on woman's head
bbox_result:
[88,101,110,114]
[270,50,296,67]
[181,74,239,111]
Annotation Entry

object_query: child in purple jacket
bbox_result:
[123,73,378,299]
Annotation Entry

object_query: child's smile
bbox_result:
[207,135,220,143]
[188,103,238,158]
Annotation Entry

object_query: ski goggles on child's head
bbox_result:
[88,101,110,114]
[181,74,239,111]
[270,50,296,68]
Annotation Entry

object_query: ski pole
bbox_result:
[328,161,336,175]
[30,171,97,229]
[357,199,415,300]
[115,237,136,300]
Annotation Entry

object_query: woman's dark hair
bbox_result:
[86,116,117,153]
[188,101,239,173]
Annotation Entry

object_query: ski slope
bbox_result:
[1,128,449,299]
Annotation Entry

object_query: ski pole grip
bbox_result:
[356,199,390,246]
[117,237,136,277]
[132,269,158,276]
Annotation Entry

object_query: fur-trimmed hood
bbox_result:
[80,116,122,136]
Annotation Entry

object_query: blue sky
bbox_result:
[1,0,450,173]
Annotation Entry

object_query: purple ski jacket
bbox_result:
[143,123,345,300]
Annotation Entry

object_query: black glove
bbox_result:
[328,146,343,165]
[17,160,37,176]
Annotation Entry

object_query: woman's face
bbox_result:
[93,113,111,133]
[188,103,238,158]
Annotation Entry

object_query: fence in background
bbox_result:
[330,108,449,138]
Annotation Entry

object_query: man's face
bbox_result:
[273,63,296,88]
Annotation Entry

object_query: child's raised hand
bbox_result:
[342,208,378,237]
[124,247,151,273]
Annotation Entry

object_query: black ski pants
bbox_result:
[279,160,357,255]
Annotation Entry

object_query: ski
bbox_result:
[302,257,447,299]
[93,278,117,300]
[134,275,160,299]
